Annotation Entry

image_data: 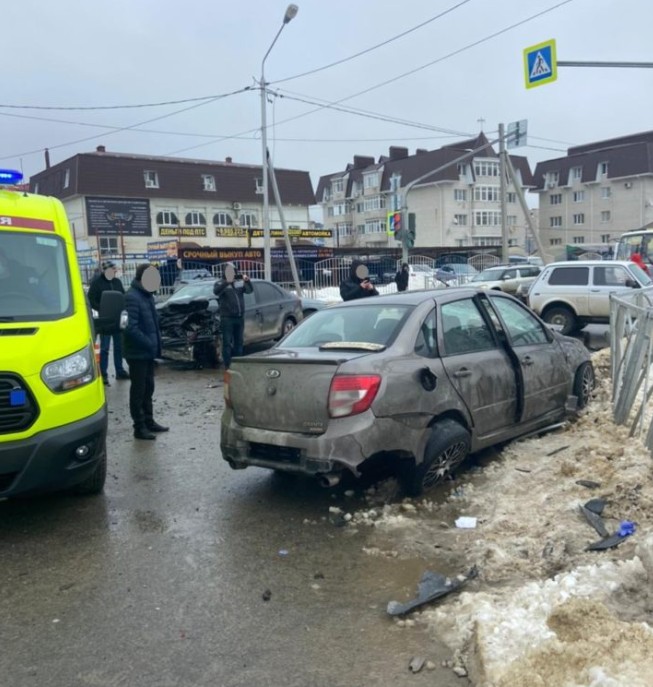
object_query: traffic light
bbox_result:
[406,213,416,248]
[387,211,404,241]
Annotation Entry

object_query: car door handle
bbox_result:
[522,355,534,366]
[453,367,472,378]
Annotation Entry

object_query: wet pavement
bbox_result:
[0,363,469,687]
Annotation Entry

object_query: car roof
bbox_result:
[544,260,635,268]
[334,287,504,308]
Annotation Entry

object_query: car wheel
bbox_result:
[543,305,578,335]
[73,442,107,496]
[404,419,470,496]
[574,361,595,409]
[281,317,296,337]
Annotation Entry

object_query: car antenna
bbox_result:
[20,158,27,196]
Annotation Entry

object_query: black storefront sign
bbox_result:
[86,197,152,237]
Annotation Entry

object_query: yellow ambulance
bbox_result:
[0,170,119,497]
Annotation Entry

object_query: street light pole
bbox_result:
[261,4,298,281]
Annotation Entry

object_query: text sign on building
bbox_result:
[248,228,333,239]
[523,39,557,89]
[85,197,152,236]
[159,226,207,238]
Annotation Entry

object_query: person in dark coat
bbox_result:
[88,260,129,385]
[339,259,379,301]
[123,264,168,440]
[394,263,409,292]
[213,263,254,370]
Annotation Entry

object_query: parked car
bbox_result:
[300,296,329,317]
[438,263,479,284]
[173,268,213,291]
[222,289,593,495]
[527,260,652,334]
[470,264,542,296]
[156,279,303,365]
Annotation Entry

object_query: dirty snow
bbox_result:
[348,348,653,686]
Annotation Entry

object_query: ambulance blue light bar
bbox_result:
[0,169,23,184]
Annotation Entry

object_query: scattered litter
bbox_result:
[278,549,289,557]
[311,583,321,590]
[314,572,324,580]
[455,516,477,529]
[585,498,607,515]
[515,467,532,473]
[206,384,219,389]
[579,504,609,539]
[576,479,601,489]
[618,520,637,537]
[452,665,468,677]
[408,657,425,674]
[425,661,436,671]
[262,589,271,601]
[586,521,637,551]
[547,445,570,456]
[387,566,478,616]
[344,490,355,497]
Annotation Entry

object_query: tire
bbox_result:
[543,305,578,336]
[573,361,595,409]
[280,317,296,338]
[403,419,471,496]
[73,443,107,496]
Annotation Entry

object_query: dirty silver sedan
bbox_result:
[221,289,593,494]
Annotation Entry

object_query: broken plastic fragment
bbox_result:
[455,516,477,529]
[584,498,607,515]
[408,657,425,673]
[579,504,609,539]
[386,566,478,616]
[576,479,601,489]
[618,521,636,537]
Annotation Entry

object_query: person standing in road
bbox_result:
[123,263,169,441]
[340,259,379,301]
[394,263,409,292]
[213,263,254,370]
[88,260,129,386]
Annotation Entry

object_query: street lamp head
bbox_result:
[283,4,298,23]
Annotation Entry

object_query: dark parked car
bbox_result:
[222,289,593,494]
[156,279,302,366]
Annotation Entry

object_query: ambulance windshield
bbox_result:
[0,232,72,321]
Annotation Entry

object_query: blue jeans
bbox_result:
[99,333,126,377]
[221,316,245,369]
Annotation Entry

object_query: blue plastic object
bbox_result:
[618,521,636,538]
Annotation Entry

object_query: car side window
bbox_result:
[415,308,437,358]
[440,299,496,355]
[593,266,630,287]
[490,296,549,346]
[504,269,518,279]
[255,282,282,304]
[244,284,257,308]
[548,266,589,286]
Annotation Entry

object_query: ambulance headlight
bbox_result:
[42,345,95,392]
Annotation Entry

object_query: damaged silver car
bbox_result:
[221,289,593,494]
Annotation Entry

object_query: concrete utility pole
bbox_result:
[498,122,509,263]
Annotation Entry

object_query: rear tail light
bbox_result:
[328,374,381,418]
[224,370,232,408]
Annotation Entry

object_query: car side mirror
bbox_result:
[625,279,639,289]
[95,290,125,334]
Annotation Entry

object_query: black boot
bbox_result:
[146,421,169,433]
[134,426,156,440]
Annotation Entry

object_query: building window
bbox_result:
[573,191,585,203]
[550,194,562,205]
[550,216,562,228]
[350,180,361,197]
[601,210,611,222]
[472,237,501,247]
[156,210,178,225]
[63,168,70,189]
[240,212,258,228]
[506,192,516,203]
[202,175,216,192]
[571,166,582,181]
[33,182,39,194]
[335,222,352,237]
[333,202,348,216]
[364,219,385,234]
[573,236,584,244]
[601,187,611,199]
[573,213,585,225]
[599,161,609,176]
[474,186,500,202]
[99,237,119,256]
[322,187,331,202]
[185,211,206,226]
[363,172,379,189]
[507,215,517,226]
[332,178,344,194]
[550,238,562,246]
[601,234,611,242]
[144,170,159,188]
[474,159,500,177]
[474,210,502,226]
[363,196,384,212]
[454,189,467,202]
[356,224,365,234]
[213,212,233,226]
[454,214,467,226]
[508,238,518,247]
[545,171,559,188]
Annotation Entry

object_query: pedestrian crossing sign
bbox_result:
[524,39,557,89]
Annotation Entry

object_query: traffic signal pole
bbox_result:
[499,123,509,263]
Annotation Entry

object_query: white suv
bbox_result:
[527,260,652,334]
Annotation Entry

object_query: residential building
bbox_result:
[532,130,653,254]
[29,147,316,263]
[315,133,534,253]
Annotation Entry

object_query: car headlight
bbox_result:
[41,345,95,392]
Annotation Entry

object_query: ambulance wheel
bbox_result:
[73,443,107,495]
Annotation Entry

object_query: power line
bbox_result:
[271,0,473,85]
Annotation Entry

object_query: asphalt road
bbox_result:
[0,363,469,687]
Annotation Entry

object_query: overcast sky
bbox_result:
[3,0,651,199]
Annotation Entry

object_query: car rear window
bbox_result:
[548,266,589,286]
[280,304,413,348]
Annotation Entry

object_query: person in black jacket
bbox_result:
[394,263,409,292]
[339,259,379,301]
[88,260,129,385]
[123,264,168,440]
[213,263,254,370]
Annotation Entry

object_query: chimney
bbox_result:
[389,146,409,160]
[353,155,375,169]
[415,148,428,155]
[225,157,233,164]
[44,148,51,169]
[96,145,106,153]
